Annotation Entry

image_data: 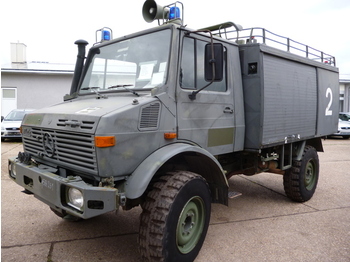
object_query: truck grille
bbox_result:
[56,119,96,130]
[23,128,97,174]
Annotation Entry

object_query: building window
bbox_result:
[2,89,16,99]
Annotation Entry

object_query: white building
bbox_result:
[339,79,350,112]
[1,43,73,117]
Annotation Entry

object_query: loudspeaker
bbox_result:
[142,0,169,23]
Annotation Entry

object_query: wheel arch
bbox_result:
[305,137,323,153]
[292,138,323,162]
[124,143,229,205]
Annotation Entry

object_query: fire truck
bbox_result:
[9,1,339,261]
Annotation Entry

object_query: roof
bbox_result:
[1,61,74,75]
[339,79,350,84]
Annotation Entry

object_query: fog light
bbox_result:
[68,188,84,210]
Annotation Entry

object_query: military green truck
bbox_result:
[8,1,339,261]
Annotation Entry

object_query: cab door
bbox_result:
[176,34,235,155]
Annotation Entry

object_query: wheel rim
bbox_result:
[176,196,205,254]
[304,160,316,191]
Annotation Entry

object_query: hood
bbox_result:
[1,121,22,129]
[22,95,151,134]
[339,120,350,128]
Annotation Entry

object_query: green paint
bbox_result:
[22,114,44,126]
[208,127,234,147]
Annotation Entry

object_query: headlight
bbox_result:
[67,188,84,210]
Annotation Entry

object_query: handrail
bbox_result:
[203,23,336,67]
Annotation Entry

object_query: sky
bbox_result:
[1,0,349,78]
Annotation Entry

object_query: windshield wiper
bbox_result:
[108,85,139,96]
[80,87,106,99]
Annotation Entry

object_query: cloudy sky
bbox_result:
[1,0,349,78]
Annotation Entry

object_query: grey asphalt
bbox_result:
[1,139,350,262]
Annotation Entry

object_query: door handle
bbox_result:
[223,107,233,114]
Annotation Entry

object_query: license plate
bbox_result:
[9,133,20,136]
[41,178,54,191]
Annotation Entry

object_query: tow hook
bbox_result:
[119,193,126,206]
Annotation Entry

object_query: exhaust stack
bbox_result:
[68,39,89,99]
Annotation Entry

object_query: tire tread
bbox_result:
[139,171,207,261]
[283,145,319,202]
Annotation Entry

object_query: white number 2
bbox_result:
[325,87,333,116]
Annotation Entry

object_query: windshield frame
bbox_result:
[78,26,173,96]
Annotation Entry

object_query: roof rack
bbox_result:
[200,22,336,67]
[199,21,243,42]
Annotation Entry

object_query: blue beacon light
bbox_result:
[95,27,113,44]
[169,6,180,20]
[103,30,111,41]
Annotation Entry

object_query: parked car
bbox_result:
[331,117,350,139]
[1,109,35,141]
[339,112,350,122]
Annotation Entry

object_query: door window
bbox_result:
[180,37,226,92]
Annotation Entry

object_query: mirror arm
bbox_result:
[186,30,216,100]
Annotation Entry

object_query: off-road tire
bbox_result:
[139,171,211,262]
[283,145,319,202]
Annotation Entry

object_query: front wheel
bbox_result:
[139,171,211,262]
[283,145,319,202]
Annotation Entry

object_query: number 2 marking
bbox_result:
[325,87,333,116]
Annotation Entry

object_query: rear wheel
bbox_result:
[139,171,211,262]
[283,145,319,202]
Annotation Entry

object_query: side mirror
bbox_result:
[205,43,224,82]
[1,116,4,122]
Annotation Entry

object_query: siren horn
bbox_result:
[142,0,169,23]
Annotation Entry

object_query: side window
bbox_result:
[180,37,195,88]
[180,37,226,92]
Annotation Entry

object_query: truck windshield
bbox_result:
[79,29,171,95]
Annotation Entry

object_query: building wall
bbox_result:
[1,72,72,115]
[339,81,350,112]
[345,85,350,112]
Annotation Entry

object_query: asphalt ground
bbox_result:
[1,138,350,262]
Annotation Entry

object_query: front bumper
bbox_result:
[1,130,22,138]
[8,157,119,219]
[332,131,350,136]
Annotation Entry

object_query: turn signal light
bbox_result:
[95,136,116,148]
[164,132,177,140]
